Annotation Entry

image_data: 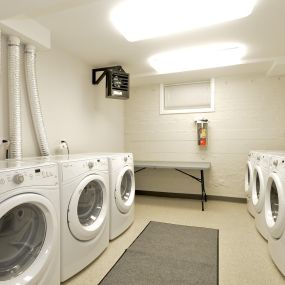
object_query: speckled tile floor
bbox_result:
[64,195,285,285]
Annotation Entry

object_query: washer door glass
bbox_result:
[120,170,132,202]
[68,175,107,241]
[245,162,252,194]
[0,203,46,281]
[256,172,260,199]
[115,166,135,214]
[270,180,279,223]
[77,180,103,227]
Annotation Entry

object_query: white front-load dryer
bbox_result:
[265,155,285,275]
[245,151,259,217]
[107,153,135,240]
[83,152,136,240]
[0,160,60,285]
[54,154,109,282]
[252,152,271,240]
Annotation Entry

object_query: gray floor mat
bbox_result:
[100,221,219,285]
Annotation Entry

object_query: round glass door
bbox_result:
[68,175,107,241]
[245,162,252,195]
[270,181,279,223]
[115,166,135,214]
[265,174,285,239]
[77,180,103,227]
[0,203,46,281]
[256,173,260,198]
[121,170,132,202]
[0,194,57,284]
[252,167,265,212]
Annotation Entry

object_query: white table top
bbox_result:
[134,160,211,170]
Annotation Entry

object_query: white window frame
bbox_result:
[160,79,215,115]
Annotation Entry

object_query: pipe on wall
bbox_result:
[8,36,22,159]
[24,45,50,156]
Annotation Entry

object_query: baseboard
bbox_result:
[135,190,246,204]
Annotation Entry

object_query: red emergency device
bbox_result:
[195,119,208,147]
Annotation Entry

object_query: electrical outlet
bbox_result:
[0,138,9,160]
[0,138,9,147]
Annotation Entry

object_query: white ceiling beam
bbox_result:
[0,16,50,50]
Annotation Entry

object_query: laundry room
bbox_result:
[0,0,285,284]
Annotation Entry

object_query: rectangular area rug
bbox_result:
[100,221,219,285]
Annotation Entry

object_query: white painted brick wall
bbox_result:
[125,75,285,198]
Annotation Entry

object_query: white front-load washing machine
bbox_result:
[245,151,259,217]
[104,153,135,240]
[265,154,285,275]
[0,160,60,285]
[54,154,109,282]
[252,152,271,239]
[83,152,135,240]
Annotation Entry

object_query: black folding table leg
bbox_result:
[201,170,206,211]
[175,168,207,211]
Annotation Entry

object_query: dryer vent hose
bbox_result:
[8,36,22,159]
[24,45,50,156]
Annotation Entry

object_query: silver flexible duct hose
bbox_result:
[24,45,50,156]
[8,36,22,159]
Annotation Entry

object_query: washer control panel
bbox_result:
[271,156,285,172]
[122,153,133,164]
[260,155,270,168]
[62,157,108,181]
[0,164,58,192]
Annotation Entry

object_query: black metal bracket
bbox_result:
[92,65,123,85]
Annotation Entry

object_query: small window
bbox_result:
[160,79,215,114]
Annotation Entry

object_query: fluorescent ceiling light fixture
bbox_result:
[111,0,257,42]
[148,43,246,74]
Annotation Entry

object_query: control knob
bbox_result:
[88,161,94,169]
[13,174,24,184]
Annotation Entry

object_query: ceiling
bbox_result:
[0,0,95,20]
[2,0,285,85]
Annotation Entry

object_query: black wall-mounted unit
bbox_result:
[92,66,129,99]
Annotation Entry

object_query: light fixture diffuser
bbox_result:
[148,44,246,74]
[111,0,257,42]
